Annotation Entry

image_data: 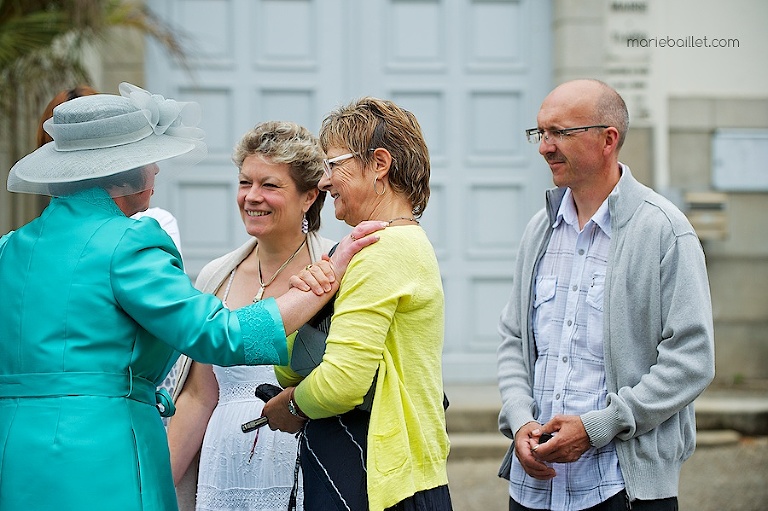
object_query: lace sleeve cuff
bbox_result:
[235,298,288,366]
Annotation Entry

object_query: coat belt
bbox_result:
[0,370,175,417]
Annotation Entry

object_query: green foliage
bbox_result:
[0,0,190,231]
[0,9,69,69]
[0,0,187,160]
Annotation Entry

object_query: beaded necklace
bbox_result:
[222,238,307,305]
[386,216,419,225]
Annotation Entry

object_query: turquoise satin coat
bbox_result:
[0,188,288,510]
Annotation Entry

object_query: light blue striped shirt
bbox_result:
[509,188,625,510]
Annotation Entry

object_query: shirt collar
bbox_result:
[552,188,612,237]
[552,188,574,229]
[592,198,612,237]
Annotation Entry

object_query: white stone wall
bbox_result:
[551,0,768,382]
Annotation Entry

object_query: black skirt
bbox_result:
[300,408,370,510]
[298,408,453,511]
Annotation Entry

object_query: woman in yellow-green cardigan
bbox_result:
[265,97,452,511]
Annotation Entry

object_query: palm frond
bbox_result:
[105,0,189,61]
[0,10,70,69]
[1,0,192,227]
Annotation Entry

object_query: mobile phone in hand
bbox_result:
[241,416,269,433]
[255,383,282,402]
[538,432,553,444]
[242,383,283,433]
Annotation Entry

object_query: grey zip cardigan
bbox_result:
[497,165,715,502]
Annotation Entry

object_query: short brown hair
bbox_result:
[319,97,431,217]
[591,80,629,149]
[233,121,326,232]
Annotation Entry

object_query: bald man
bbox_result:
[496,79,715,511]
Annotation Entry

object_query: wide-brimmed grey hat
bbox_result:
[7,82,206,196]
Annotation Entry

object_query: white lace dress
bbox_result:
[196,364,303,510]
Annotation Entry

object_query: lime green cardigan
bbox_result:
[276,225,449,511]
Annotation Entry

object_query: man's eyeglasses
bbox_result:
[525,125,609,144]
[322,153,358,178]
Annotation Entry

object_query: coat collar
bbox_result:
[545,163,651,230]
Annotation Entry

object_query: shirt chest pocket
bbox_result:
[532,276,558,353]
[585,272,606,358]
[534,275,557,308]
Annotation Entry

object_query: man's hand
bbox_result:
[514,421,557,480]
[530,414,591,464]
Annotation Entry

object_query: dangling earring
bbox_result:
[373,177,386,196]
[301,214,309,234]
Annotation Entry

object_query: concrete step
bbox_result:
[445,385,768,434]
[448,432,510,462]
[694,392,768,436]
[444,385,501,435]
[447,429,744,461]
[445,404,499,435]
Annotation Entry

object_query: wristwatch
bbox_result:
[288,397,306,419]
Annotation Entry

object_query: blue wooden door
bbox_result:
[145,0,552,384]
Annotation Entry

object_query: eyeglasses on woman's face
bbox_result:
[322,153,358,178]
[525,125,609,144]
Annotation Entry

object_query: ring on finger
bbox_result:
[305,264,313,271]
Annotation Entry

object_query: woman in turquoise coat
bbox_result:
[0,83,382,511]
